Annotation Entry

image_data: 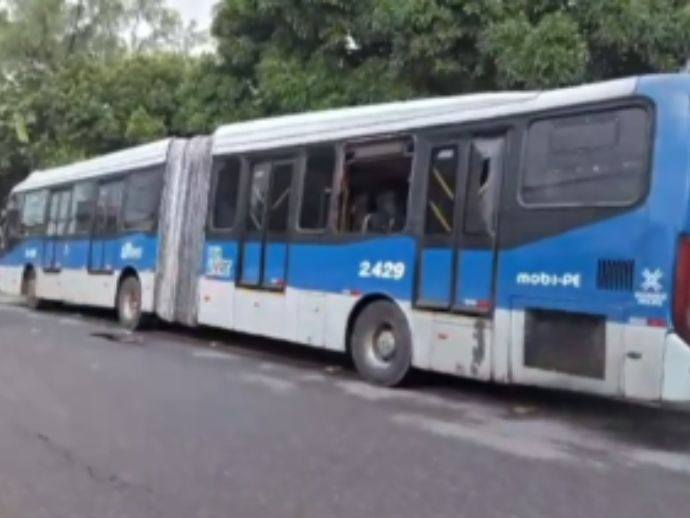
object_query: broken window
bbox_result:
[339,139,413,234]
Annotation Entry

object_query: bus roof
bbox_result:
[212,76,640,156]
[13,139,175,194]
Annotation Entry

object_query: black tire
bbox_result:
[117,276,145,331]
[22,268,43,310]
[350,300,413,387]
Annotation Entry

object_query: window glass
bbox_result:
[248,163,270,232]
[21,190,48,236]
[522,108,650,206]
[123,169,164,231]
[212,158,241,230]
[95,181,125,236]
[424,147,458,236]
[300,147,335,231]
[465,137,505,237]
[69,182,96,235]
[268,163,294,233]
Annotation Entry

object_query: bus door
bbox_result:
[416,135,506,312]
[238,160,296,290]
[43,188,72,272]
[90,179,125,273]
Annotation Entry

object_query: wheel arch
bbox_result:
[115,266,139,303]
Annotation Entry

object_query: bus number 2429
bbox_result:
[358,261,406,281]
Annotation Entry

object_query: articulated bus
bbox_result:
[2,74,690,405]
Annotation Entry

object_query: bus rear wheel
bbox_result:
[117,276,145,331]
[350,300,413,387]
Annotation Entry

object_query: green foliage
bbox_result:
[2,0,690,201]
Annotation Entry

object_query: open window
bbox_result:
[339,138,413,234]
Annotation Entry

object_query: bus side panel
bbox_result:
[289,236,417,351]
[198,240,239,329]
[110,233,159,313]
[0,238,43,296]
[288,237,416,300]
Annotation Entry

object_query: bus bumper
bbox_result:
[662,333,690,402]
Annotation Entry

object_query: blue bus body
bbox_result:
[3,74,690,404]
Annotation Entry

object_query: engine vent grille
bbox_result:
[597,259,635,292]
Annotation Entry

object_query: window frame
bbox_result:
[121,166,165,233]
[66,181,97,237]
[20,189,49,237]
[423,143,461,239]
[93,177,127,237]
[297,146,338,235]
[209,156,243,234]
[336,135,417,236]
[517,101,654,210]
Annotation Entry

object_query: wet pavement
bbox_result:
[1,301,689,518]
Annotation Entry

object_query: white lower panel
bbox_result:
[0,265,23,296]
[234,288,286,340]
[32,269,154,311]
[140,272,155,313]
[622,324,665,401]
[197,278,235,330]
[662,333,690,402]
[426,313,492,380]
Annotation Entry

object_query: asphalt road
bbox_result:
[1,299,690,518]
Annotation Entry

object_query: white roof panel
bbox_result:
[14,139,174,193]
[213,77,639,156]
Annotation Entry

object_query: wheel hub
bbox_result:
[372,327,396,363]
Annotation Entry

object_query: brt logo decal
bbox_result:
[516,272,582,289]
[121,242,143,261]
[635,268,667,307]
[207,246,233,278]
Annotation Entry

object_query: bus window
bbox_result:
[464,137,505,238]
[68,182,96,235]
[299,147,336,231]
[47,189,73,237]
[248,162,271,232]
[521,107,650,206]
[340,139,413,234]
[425,147,458,236]
[268,162,294,233]
[123,169,164,232]
[21,190,48,236]
[211,157,241,231]
[95,180,125,236]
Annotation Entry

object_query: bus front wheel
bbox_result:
[117,276,145,331]
[350,300,413,387]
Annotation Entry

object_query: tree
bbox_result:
[0,0,203,73]
[212,0,690,105]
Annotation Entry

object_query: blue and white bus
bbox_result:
[2,73,690,405]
